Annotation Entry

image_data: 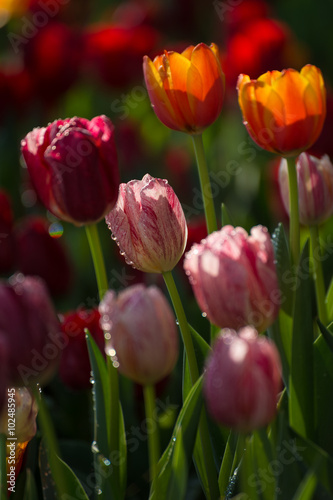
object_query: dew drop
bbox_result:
[202,312,207,318]
[175,319,179,325]
[89,376,95,385]
[91,441,99,454]
[103,458,111,467]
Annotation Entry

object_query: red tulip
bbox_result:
[59,309,105,390]
[0,189,15,274]
[21,115,120,225]
[204,327,282,432]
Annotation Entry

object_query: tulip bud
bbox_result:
[143,43,225,134]
[21,115,120,226]
[14,216,73,296]
[279,152,333,226]
[105,174,187,273]
[59,309,105,390]
[99,284,179,385]
[204,327,282,432]
[0,274,62,387]
[184,225,279,332]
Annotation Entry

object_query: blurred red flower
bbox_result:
[0,190,16,275]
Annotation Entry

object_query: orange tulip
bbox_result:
[237,65,326,157]
[143,43,225,134]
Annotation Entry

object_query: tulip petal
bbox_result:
[143,55,182,131]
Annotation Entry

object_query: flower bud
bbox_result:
[279,152,333,226]
[99,284,179,385]
[106,174,187,273]
[21,115,120,226]
[184,225,279,332]
[204,327,282,432]
[0,274,62,387]
[59,309,105,390]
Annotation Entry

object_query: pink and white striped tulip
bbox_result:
[184,225,279,332]
[279,152,333,226]
[105,174,187,273]
[204,327,282,432]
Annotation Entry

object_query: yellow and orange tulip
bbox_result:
[143,43,225,134]
[237,65,326,157]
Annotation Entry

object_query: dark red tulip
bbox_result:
[0,274,62,387]
[0,189,16,274]
[14,216,73,296]
[59,308,105,390]
[21,115,120,225]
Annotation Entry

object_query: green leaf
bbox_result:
[325,277,333,322]
[39,440,89,500]
[314,332,333,456]
[221,203,234,227]
[149,376,203,500]
[119,403,127,498]
[23,469,38,500]
[289,240,314,439]
[183,324,211,401]
[218,431,239,498]
[86,332,119,499]
[272,223,294,316]
[291,457,321,500]
[317,319,333,353]
[268,309,292,390]
[252,430,276,500]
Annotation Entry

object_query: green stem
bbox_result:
[85,224,109,300]
[85,223,120,498]
[309,225,328,325]
[31,386,67,497]
[191,134,218,234]
[0,433,7,500]
[162,271,199,384]
[286,157,300,265]
[143,385,160,485]
[162,271,219,499]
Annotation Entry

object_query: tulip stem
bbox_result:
[309,225,328,325]
[143,385,160,486]
[191,134,218,234]
[0,433,6,500]
[162,271,199,384]
[286,157,300,264]
[85,224,109,301]
[162,271,220,500]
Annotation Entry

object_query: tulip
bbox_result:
[0,338,8,413]
[99,284,179,385]
[237,64,326,156]
[0,274,62,387]
[21,115,120,225]
[59,308,105,390]
[143,42,225,134]
[279,152,333,226]
[14,216,73,296]
[105,174,187,273]
[184,225,279,332]
[204,327,282,432]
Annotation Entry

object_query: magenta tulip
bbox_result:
[99,284,179,385]
[21,115,120,225]
[279,152,333,226]
[204,327,282,432]
[184,225,279,332]
[105,174,187,273]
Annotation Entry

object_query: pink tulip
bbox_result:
[184,225,279,332]
[105,174,187,273]
[99,284,179,385]
[279,152,333,226]
[204,327,282,432]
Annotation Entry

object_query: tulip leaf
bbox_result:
[86,332,120,499]
[218,431,239,498]
[325,277,333,322]
[313,332,333,456]
[291,457,321,500]
[183,324,211,401]
[149,376,203,500]
[221,203,234,227]
[317,319,333,353]
[23,469,38,500]
[272,223,294,316]
[39,440,89,500]
[267,308,292,390]
[289,240,314,440]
